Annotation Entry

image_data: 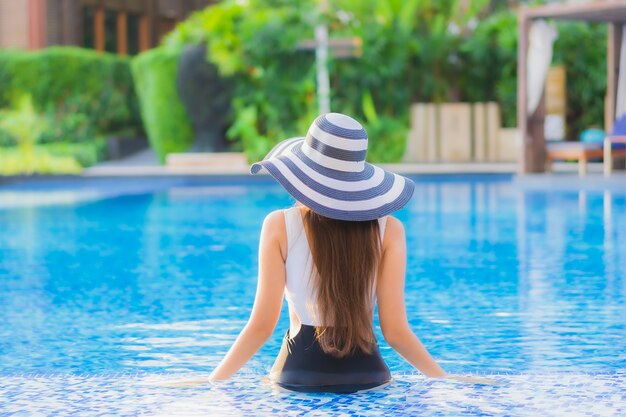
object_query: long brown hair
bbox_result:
[302,209,382,357]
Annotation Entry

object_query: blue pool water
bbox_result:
[1,175,625,415]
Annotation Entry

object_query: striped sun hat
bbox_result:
[250,112,415,221]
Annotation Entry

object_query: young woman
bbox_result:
[209,113,490,392]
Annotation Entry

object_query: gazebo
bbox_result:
[517,0,626,174]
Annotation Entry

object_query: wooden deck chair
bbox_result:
[546,141,604,176]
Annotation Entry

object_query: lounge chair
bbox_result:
[546,115,626,176]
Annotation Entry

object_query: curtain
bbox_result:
[526,20,558,115]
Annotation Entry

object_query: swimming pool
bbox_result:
[1,175,625,415]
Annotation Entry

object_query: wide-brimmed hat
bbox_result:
[250,112,415,221]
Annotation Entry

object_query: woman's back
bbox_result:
[283,206,387,330]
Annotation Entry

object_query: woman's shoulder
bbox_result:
[382,216,406,249]
[261,210,288,260]
[384,216,405,235]
[263,209,287,230]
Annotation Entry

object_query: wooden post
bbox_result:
[27,0,47,49]
[94,6,105,52]
[486,102,500,161]
[146,0,157,49]
[517,12,548,173]
[426,104,438,162]
[439,103,472,162]
[529,93,547,173]
[117,11,127,55]
[139,15,150,51]
[517,10,530,173]
[405,103,427,162]
[607,24,616,132]
[473,103,486,161]
[607,24,623,133]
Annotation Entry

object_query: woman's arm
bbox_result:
[377,217,447,378]
[209,210,287,381]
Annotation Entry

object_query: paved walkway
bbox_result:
[83,148,625,178]
[86,148,520,176]
[84,162,521,176]
[94,148,159,167]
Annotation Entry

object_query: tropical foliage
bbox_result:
[163,0,607,162]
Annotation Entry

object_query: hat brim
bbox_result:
[251,137,415,221]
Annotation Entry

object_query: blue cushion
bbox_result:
[611,114,626,136]
[580,128,605,144]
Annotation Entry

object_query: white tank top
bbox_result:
[283,206,387,326]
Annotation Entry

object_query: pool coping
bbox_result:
[1,162,625,192]
[0,161,618,178]
[514,172,626,191]
[80,162,520,177]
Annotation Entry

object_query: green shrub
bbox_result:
[0,129,13,147]
[0,95,47,156]
[0,93,103,174]
[361,91,407,162]
[1,107,97,147]
[1,111,97,147]
[0,148,82,175]
[0,112,16,146]
[41,140,105,167]
[131,48,194,162]
[0,47,142,137]
[39,112,96,145]
[0,141,102,174]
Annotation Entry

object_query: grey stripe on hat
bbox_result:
[292,143,375,181]
[306,135,367,162]
[277,156,395,201]
[261,161,415,221]
[316,114,367,140]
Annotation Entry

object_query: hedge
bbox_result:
[131,47,194,162]
[0,47,142,136]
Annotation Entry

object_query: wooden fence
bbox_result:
[404,102,518,163]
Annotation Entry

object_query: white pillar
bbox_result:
[616,25,626,120]
[315,23,330,115]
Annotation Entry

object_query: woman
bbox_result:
[209,113,489,392]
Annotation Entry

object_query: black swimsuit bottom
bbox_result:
[274,324,391,393]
